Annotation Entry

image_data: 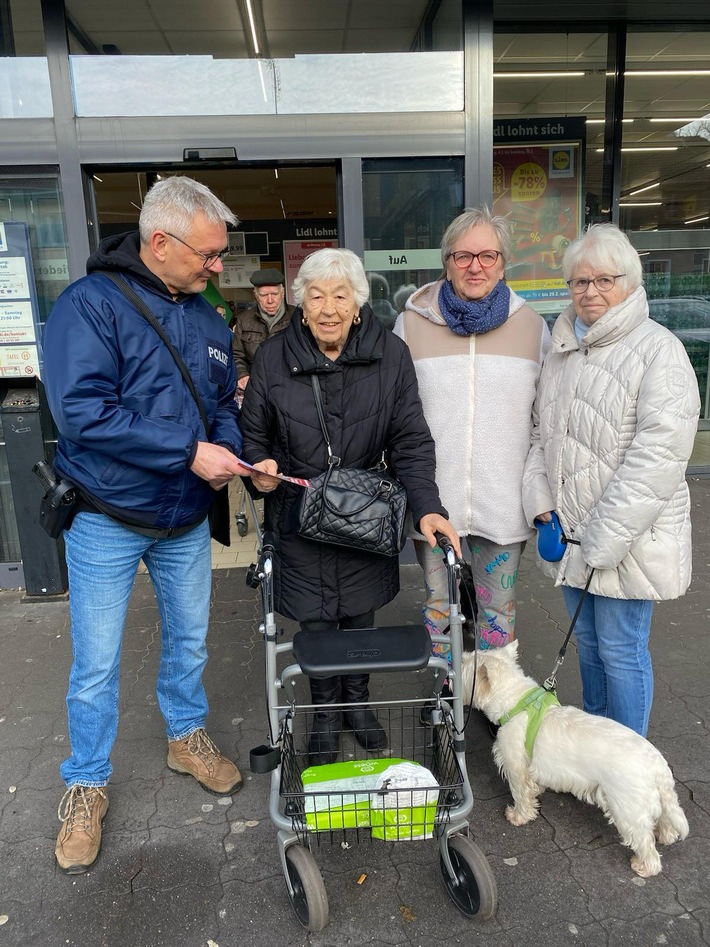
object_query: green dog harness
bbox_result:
[497,686,560,757]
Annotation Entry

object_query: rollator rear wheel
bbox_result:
[285,844,329,931]
[440,833,497,919]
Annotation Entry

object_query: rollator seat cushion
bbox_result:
[293,625,431,677]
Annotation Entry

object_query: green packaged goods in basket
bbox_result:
[301,758,439,840]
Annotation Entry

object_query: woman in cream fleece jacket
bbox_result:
[394,207,550,655]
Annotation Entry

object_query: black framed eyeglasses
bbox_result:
[447,249,502,269]
[566,274,625,294]
[165,231,230,268]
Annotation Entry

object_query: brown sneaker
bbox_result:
[167,729,243,796]
[55,786,109,874]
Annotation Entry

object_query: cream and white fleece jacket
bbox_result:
[394,280,551,544]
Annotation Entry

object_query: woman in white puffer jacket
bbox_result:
[522,224,700,736]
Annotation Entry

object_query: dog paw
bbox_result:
[630,855,661,877]
[505,805,535,826]
[656,828,680,846]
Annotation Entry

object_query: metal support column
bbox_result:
[338,158,365,259]
[601,27,627,226]
[463,0,494,210]
[41,0,91,281]
[0,0,16,55]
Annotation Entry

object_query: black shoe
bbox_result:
[343,706,387,750]
[307,675,342,766]
[308,710,341,765]
[341,674,387,750]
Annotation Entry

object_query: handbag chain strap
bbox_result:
[310,375,340,467]
[102,272,210,436]
[310,375,388,473]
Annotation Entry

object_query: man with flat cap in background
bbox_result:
[232,268,295,392]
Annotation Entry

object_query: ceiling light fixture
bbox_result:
[685,215,710,224]
[619,202,663,207]
[586,118,633,124]
[619,69,710,77]
[649,117,698,123]
[595,147,678,153]
[245,0,260,55]
[629,182,660,196]
[494,71,586,79]
[92,174,103,183]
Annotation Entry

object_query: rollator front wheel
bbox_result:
[440,833,497,919]
[285,844,329,931]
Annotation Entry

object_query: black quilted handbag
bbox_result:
[298,376,407,557]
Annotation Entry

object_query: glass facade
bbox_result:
[0,173,68,573]
[1,1,710,587]
[362,157,463,326]
[620,29,710,463]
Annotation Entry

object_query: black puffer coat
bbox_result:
[240,304,447,622]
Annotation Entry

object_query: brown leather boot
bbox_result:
[55,785,109,874]
[167,729,243,795]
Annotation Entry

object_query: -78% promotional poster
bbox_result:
[493,121,584,311]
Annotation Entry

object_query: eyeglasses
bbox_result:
[447,249,502,269]
[566,274,626,294]
[165,231,230,268]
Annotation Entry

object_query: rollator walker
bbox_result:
[247,530,497,932]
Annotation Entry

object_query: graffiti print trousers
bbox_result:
[414,536,525,658]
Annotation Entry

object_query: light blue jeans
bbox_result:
[60,512,212,788]
[562,586,654,737]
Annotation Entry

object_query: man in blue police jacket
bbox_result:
[44,176,247,874]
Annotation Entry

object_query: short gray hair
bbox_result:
[139,176,238,244]
[441,206,512,268]
[291,248,369,308]
[562,223,643,296]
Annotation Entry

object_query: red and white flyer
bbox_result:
[236,458,311,489]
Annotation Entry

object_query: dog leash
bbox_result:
[543,567,594,693]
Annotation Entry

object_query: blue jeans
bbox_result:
[562,586,654,737]
[60,512,212,788]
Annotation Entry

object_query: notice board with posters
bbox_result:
[0,221,41,377]
[493,117,586,312]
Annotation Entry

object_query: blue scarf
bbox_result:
[438,278,511,336]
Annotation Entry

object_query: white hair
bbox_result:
[138,176,238,244]
[291,248,369,308]
[562,223,643,295]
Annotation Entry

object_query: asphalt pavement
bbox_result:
[1,479,709,947]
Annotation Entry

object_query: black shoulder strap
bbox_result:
[310,375,333,460]
[102,271,209,435]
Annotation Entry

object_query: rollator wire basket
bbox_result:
[279,702,465,844]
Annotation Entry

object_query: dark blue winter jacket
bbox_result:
[42,232,242,530]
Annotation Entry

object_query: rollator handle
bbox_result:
[261,530,277,554]
[434,532,455,556]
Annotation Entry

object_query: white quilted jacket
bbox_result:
[522,286,700,600]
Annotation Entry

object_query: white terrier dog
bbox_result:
[461,641,688,877]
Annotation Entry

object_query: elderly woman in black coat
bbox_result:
[240,247,459,764]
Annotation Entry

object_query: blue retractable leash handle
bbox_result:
[535,511,568,562]
[534,512,594,692]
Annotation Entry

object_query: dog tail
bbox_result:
[656,768,689,846]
